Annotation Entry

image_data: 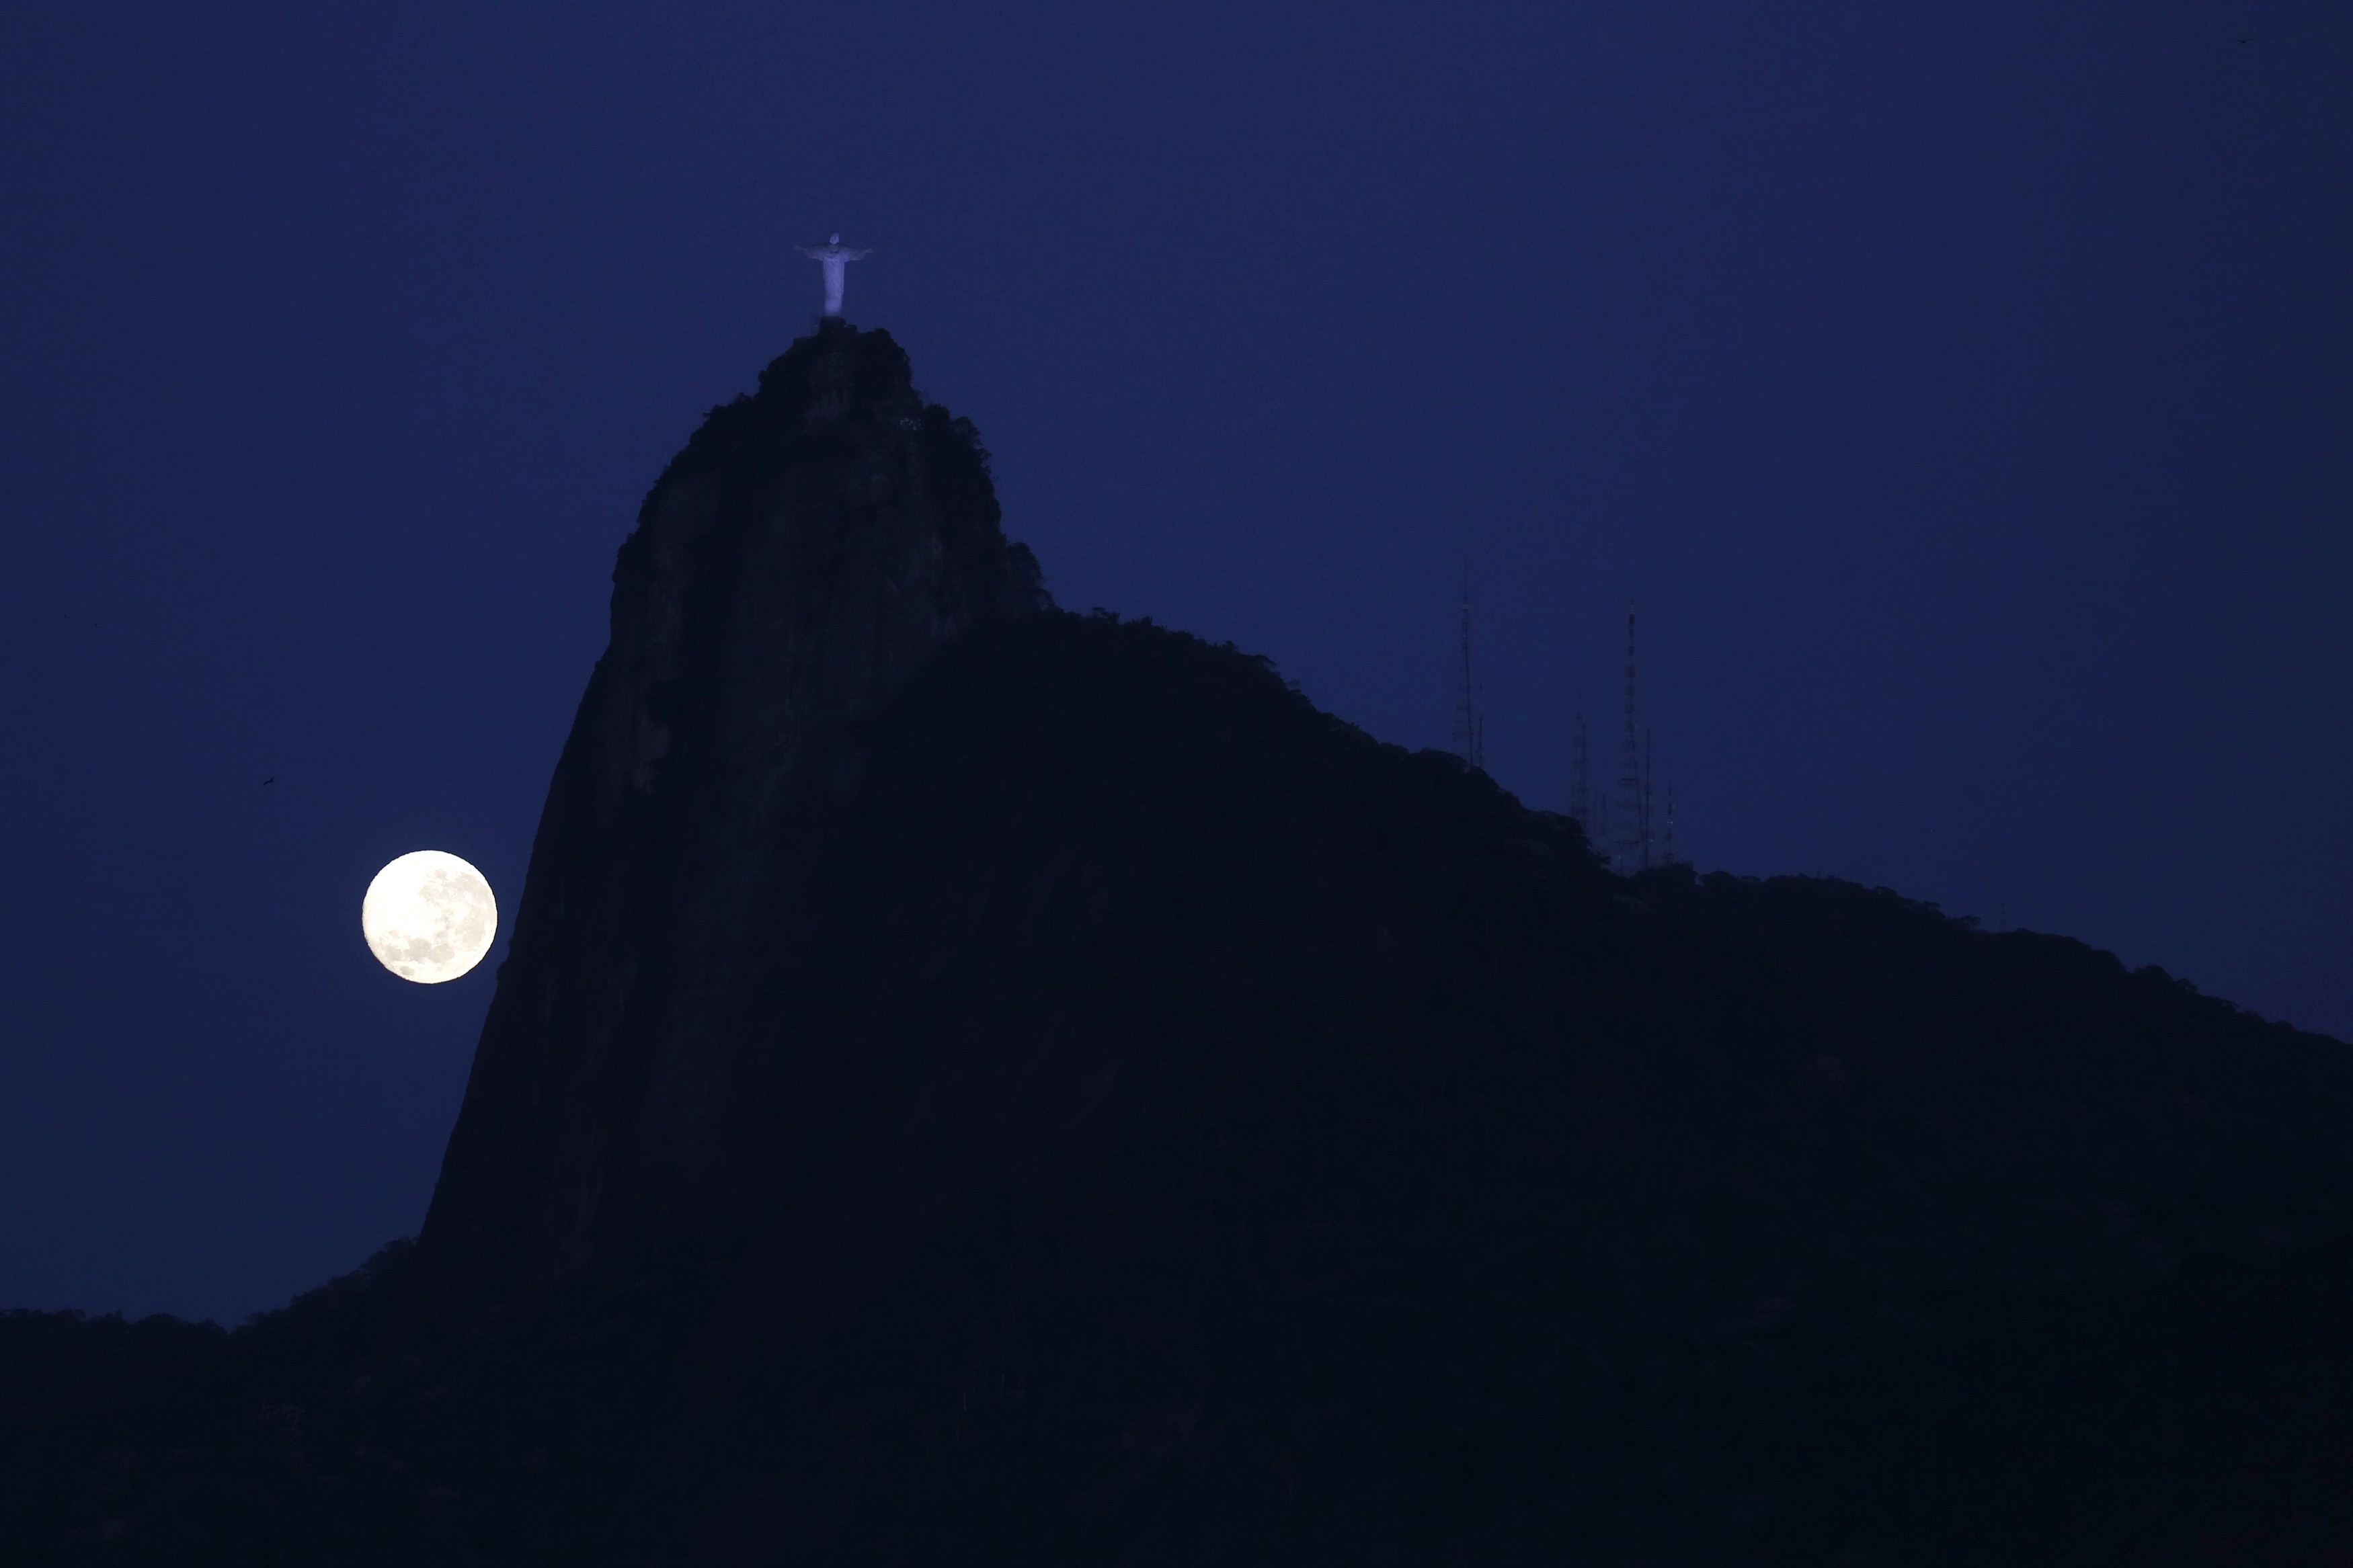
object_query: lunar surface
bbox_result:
[362,850,497,983]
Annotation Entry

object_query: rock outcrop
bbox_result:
[409,321,1045,1322]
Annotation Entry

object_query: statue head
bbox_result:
[830,233,841,244]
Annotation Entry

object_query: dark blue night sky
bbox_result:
[3,0,2346,1323]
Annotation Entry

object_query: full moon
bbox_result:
[362,850,497,984]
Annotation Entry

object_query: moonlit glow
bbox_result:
[362,850,497,984]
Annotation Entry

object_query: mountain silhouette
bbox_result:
[407,317,1047,1328]
[6,325,2352,1565]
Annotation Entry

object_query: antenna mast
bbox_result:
[1616,606,1644,872]
[1568,711,1591,831]
[1642,726,1656,872]
[1453,573,1486,770]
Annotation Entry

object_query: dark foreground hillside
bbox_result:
[4,611,2351,1566]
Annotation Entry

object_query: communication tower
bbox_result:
[1616,608,1648,872]
[1568,711,1591,832]
[1453,577,1486,770]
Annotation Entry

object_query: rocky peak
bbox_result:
[408,321,1046,1323]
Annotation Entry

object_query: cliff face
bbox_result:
[411,321,1045,1319]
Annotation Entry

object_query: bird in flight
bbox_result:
[262,777,275,786]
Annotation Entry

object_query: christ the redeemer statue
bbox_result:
[797,234,871,319]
